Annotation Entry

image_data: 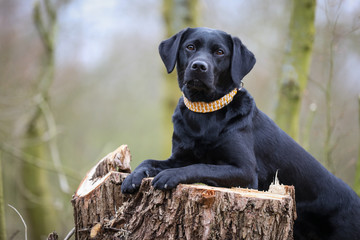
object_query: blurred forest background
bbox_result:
[0,0,360,239]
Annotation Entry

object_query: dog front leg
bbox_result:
[152,164,258,190]
[121,158,190,193]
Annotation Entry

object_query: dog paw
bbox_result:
[152,169,183,190]
[121,170,148,194]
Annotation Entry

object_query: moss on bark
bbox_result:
[275,0,316,141]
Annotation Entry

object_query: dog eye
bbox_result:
[215,49,224,55]
[186,44,195,51]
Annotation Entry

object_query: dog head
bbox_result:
[159,27,256,102]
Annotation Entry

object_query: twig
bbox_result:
[356,95,360,194]
[323,0,343,172]
[8,204,27,240]
[64,227,75,240]
[35,94,70,193]
[9,230,20,240]
[0,143,80,181]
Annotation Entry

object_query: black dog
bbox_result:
[121,27,360,239]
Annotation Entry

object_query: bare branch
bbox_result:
[35,94,70,193]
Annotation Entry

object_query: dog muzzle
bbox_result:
[182,87,239,113]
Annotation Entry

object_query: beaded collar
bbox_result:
[182,87,239,113]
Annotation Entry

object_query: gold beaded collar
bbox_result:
[182,87,239,113]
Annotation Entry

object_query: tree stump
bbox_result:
[72,145,296,240]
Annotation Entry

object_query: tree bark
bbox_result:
[72,145,296,240]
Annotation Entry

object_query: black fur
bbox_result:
[121,27,360,239]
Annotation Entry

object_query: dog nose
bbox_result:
[191,61,208,72]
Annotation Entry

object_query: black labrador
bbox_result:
[121,27,360,239]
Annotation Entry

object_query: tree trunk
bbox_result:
[275,0,316,141]
[72,145,296,240]
[20,1,72,237]
[161,0,200,158]
[22,109,57,239]
[0,152,6,240]
[20,1,59,238]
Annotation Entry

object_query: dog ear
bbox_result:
[231,37,256,86]
[159,28,188,73]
